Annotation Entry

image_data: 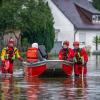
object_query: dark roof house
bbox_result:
[51,0,100,30]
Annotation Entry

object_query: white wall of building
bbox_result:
[76,30,100,52]
[48,0,75,47]
[48,0,100,52]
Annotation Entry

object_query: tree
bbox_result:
[93,35,100,50]
[0,0,25,47]
[21,0,55,51]
[93,0,100,10]
[0,0,55,51]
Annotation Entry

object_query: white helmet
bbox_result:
[32,43,38,48]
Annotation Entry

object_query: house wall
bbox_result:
[3,30,21,46]
[50,41,62,54]
[48,0,75,48]
[76,30,100,52]
[48,0,100,53]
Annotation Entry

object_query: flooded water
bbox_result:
[0,55,100,100]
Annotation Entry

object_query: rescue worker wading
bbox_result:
[1,38,23,74]
[73,41,88,77]
[58,40,74,77]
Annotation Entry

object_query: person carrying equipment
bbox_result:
[1,38,23,74]
[73,41,88,77]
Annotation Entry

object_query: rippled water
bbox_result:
[0,55,100,100]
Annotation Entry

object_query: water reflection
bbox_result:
[74,78,88,100]
[96,55,99,68]
[0,75,43,100]
[24,76,43,100]
[59,77,87,100]
[95,55,100,70]
[1,75,13,100]
[0,55,100,100]
[61,78,74,100]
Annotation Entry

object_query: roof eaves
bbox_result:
[77,27,100,30]
[75,2,100,14]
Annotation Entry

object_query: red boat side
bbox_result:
[23,62,47,77]
[62,63,73,76]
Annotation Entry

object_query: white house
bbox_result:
[48,0,100,53]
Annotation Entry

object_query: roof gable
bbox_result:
[51,0,100,30]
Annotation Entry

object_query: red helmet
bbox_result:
[8,38,14,44]
[73,41,79,46]
[63,40,69,46]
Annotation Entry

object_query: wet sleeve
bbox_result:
[69,48,74,58]
[67,48,74,61]
[82,48,88,62]
[15,48,21,59]
[1,48,6,61]
[58,49,63,60]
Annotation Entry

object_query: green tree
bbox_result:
[93,35,100,50]
[0,0,55,51]
[21,0,55,51]
[0,0,26,47]
[93,0,100,10]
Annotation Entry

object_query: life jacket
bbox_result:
[74,48,83,64]
[26,48,38,62]
[5,47,17,60]
[62,48,69,60]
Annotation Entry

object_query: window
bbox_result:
[92,15,98,23]
[98,16,100,21]
[88,0,93,2]
[79,33,86,45]
[92,15,100,23]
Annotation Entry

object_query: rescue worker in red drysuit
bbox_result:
[58,40,74,77]
[1,38,23,74]
[73,41,88,77]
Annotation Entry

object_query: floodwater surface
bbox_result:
[0,55,100,100]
